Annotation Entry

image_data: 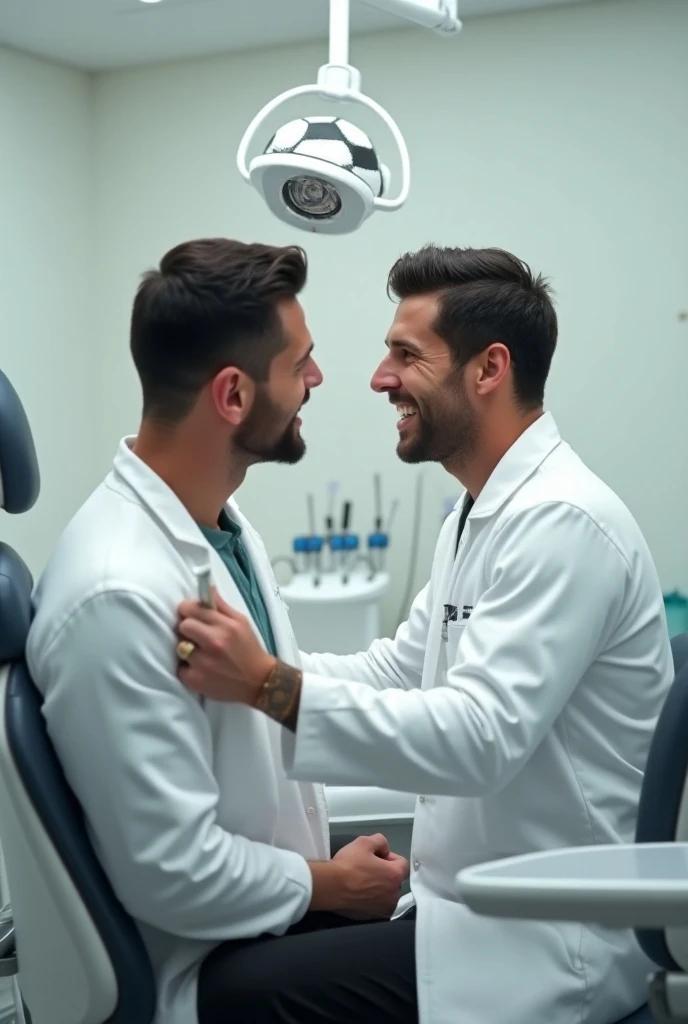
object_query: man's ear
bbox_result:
[474,343,511,397]
[210,367,255,426]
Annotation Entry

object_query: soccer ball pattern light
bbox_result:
[264,116,384,219]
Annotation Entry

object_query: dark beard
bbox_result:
[395,373,478,466]
[260,422,306,465]
[235,389,307,465]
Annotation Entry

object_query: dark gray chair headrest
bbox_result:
[0,371,40,515]
[634,631,688,970]
[672,632,688,676]
[0,544,33,661]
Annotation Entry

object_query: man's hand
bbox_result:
[309,834,410,920]
[177,589,274,705]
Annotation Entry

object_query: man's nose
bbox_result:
[305,360,324,390]
[371,357,401,394]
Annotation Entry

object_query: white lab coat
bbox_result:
[27,440,330,1024]
[284,413,673,1024]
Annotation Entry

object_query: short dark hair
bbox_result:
[387,245,557,408]
[130,238,308,424]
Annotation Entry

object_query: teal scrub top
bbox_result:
[198,509,278,657]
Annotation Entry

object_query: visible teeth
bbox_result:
[396,404,416,419]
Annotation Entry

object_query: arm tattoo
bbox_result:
[255,660,302,733]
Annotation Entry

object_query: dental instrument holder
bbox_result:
[281,568,390,655]
[308,535,324,584]
[293,535,310,573]
[368,530,389,574]
[336,500,353,575]
[293,535,324,580]
[329,533,345,575]
[280,479,393,652]
[341,533,360,583]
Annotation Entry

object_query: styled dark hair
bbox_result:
[130,238,308,423]
[387,245,557,408]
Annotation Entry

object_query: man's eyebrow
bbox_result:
[386,338,423,355]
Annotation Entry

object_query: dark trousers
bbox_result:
[197,836,418,1024]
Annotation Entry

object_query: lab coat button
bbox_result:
[413,860,421,870]
[307,807,316,816]
[418,796,426,803]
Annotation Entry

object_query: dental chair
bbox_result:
[0,369,156,1024]
[458,632,688,1024]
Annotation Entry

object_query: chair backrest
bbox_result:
[0,371,40,519]
[0,370,156,1024]
[634,631,688,971]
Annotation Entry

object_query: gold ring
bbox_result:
[176,640,196,662]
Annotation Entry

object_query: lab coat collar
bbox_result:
[462,411,562,520]
[111,438,299,667]
[111,437,239,563]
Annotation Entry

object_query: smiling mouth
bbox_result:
[395,403,418,431]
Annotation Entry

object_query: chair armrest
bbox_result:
[0,903,14,959]
[456,843,688,928]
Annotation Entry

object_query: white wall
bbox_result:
[0,56,95,1015]
[0,47,98,577]
[5,0,683,632]
[91,0,688,633]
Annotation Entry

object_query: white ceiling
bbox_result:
[0,0,595,72]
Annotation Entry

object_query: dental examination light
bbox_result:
[236,0,461,234]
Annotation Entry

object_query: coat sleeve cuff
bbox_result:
[276,845,314,926]
[281,673,355,782]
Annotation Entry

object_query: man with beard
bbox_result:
[27,238,413,1024]
[175,246,673,1024]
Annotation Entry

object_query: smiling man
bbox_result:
[177,245,673,1024]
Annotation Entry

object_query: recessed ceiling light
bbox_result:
[138,0,164,4]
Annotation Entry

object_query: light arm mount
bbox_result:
[356,0,461,35]
[236,0,460,213]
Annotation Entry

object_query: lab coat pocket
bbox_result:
[444,620,467,666]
